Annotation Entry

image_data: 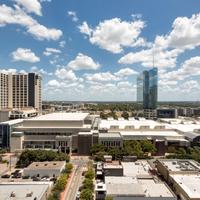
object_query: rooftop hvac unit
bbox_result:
[10,192,16,197]
[26,192,33,197]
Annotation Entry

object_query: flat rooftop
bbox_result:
[170,174,200,199]
[103,161,123,169]
[0,182,51,200]
[25,161,66,170]
[122,161,151,177]
[106,183,144,197]
[0,119,24,125]
[105,176,174,197]
[99,119,163,129]
[158,159,200,172]
[99,132,121,138]
[165,124,200,133]
[138,179,175,197]
[28,112,89,121]
[105,176,137,184]
[120,130,182,137]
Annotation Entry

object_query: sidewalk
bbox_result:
[60,165,77,200]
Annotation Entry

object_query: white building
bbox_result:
[0,182,52,200]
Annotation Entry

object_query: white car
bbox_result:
[76,191,80,199]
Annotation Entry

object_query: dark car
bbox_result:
[32,177,40,181]
[1,174,10,178]
[11,173,21,179]
[22,175,30,179]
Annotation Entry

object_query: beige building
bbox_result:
[23,161,66,178]
[0,72,41,112]
[11,112,94,153]
[157,159,200,200]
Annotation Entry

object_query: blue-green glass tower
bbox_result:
[137,68,158,110]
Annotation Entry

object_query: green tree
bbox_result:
[65,163,73,174]
[83,178,94,190]
[80,189,93,200]
[100,112,107,119]
[54,173,68,191]
[121,111,129,119]
[90,144,105,155]
[108,147,122,160]
[85,169,95,180]
[123,141,144,158]
[16,150,69,168]
[140,140,156,154]
[94,151,106,161]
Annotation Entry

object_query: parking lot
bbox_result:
[1,168,57,183]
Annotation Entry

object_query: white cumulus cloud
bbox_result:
[79,18,145,53]
[115,67,138,77]
[55,68,77,81]
[12,48,40,63]
[84,72,120,82]
[67,53,100,71]
[67,11,78,22]
[0,4,62,41]
[43,48,61,56]
[14,0,42,16]
[118,48,183,68]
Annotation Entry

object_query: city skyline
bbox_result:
[0,0,200,101]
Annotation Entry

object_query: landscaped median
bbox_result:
[48,162,73,200]
[79,161,95,200]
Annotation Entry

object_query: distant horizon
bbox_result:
[42,100,200,103]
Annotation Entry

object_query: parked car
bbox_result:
[1,174,10,178]
[11,174,21,179]
[76,191,80,200]
[32,177,40,181]
[22,175,30,179]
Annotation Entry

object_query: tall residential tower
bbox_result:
[0,72,42,112]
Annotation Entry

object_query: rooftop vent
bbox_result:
[26,192,33,197]
[10,192,15,197]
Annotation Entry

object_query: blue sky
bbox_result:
[0,0,200,101]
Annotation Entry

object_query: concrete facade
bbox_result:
[157,159,200,200]
[23,161,66,178]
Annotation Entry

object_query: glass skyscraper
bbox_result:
[137,68,158,110]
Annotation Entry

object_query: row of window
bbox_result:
[101,141,121,147]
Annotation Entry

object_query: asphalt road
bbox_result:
[64,157,89,200]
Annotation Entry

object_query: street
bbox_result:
[64,156,89,200]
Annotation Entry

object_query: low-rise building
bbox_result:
[0,182,52,200]
[157,108,178,118]
[157,159,200,200]
[105,176,176,200]
[103,161,123,176]
[23,161,66,178]
[96,160,176,200]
